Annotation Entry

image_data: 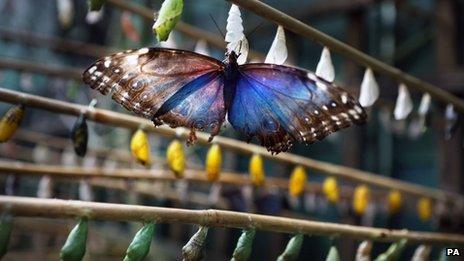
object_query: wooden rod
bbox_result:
[0,88,458,202]
[0,58,81,80]
[1,196,463,245]
[227,0,464,113]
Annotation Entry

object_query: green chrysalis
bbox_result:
[182,226,209,261]
[325,246,341,261]
[231,229,256,261]
[88,0,106,11]
[152,0,183,42]
[0,214,13,258]
[374,239,408,261]
[71,114,88,157]
[124,222,156,261]
[277,234,304,261]
[60,218,88,261]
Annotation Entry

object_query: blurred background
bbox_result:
[0,0,463,260]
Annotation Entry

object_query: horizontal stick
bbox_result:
[0,58,81,80]
[0,87,457,202]
[1,196,463,245]
[228,0,464,113]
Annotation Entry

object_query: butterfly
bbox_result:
[83,48,366,154]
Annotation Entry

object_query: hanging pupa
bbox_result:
[37,175,53,199]
[359,68,379,107]
[322,177,340,204]
[60,218,88,261]
[225,4,249,65]
[249,153,265,186]
[353,185,370,216]
[86,9,103,24]
[393,83,413,120]
[71,114,88,157]
[374,239,407,261]
[182,226,209,261]
[0,214,13,258]
[418,93,431,117]
[445,104,458,140]
[205,144,222,182]
[265,25,287,65]
[289,166,307,197]
[387,190,402,215]
[152,0,184,42]
[56,0,74,28]
[88,0,105,11]
[194,39,210,56]
[0,104,25,143]
[79,180,94,202]
[325,246,341,261]
[124,222,156,261]
[167,139,185,178]
[316,47,335,82]
[355,240,372,261]
[231,229,256,261]
[121,11,141,42]
[411,245,431,261]
[277,234,304,261]
[417,197,432,222]
[130,128,151,166]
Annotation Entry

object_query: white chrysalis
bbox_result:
[194,39,210,56]
[176,180,189,204]
[445,103,457,121]
[315,47,335,82]
[393,83,413,120]
[355,240,372,261]
[83,155,97,169]
[56,0,74,28]
[86,9,103,24]
[418,93,431,116]
[411,245,431,261]
[208,183,222,206]
[241,185,253,211]
[265,25,287,65]
[79,180,94,201]
[225,4,248,64]
[32,145,51,164]
[359,68,379,107]
[37,175,53,199]
[62,145,77,167]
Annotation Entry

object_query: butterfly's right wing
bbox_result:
[83,48,226,140]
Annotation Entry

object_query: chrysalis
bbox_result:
[374,239,407,261]
[0,104,25,143]
[32,145,51,164]
[231,229,256,261]
[322,177,339,204]
[355,240,372,261]
[353,185,370,216]
[152,0,183,42]
[182,226,209,261]
[62,145,78,167]
[225,4,248,65]
[79,180,94,202]
[418,93,431,117]
[288,166,307,197]
[359,68,379,107]
[71,114,88,157]
[88,0,105,11]
[56,0,74,28]
[0,214,13,258]
[167,139,185,178]
[208,184,222,206]
[325,246,341,261]
[61,218,88,261]
[277,234,304,261]
[205,144,222,182]
[37,175,53,199]
[387,190,402,215]
[417,197,432,222]
[249,154,265,186]
[124,222,156,261]
[393,84,413,120]
[411,245,431,261]
[130,129,151,166]
[121,11,141,42]
[445,104,458,140]
[194,39,210,56]
[265,25,287,65]
[86,9,103,24]
[315,47,335,82]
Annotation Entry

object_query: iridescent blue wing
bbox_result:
[228,63,366,153]
[83,48,226,141]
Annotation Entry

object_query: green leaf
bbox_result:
[152,0,183,42]
[325,246,341,261]
[60,218,88,261]
[277,234,304,261]
[88,0,106,11]
[0,214,13,258]
[182,226,209,261]
[374,239,408,261]
[231,229,256,261]
[124,222,156,261]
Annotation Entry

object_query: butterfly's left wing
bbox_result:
[227,63,366,153]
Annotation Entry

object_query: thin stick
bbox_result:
[0,58,81,80]
[1,196,463,245]
[227,0,464,113]
[0,88,458,202]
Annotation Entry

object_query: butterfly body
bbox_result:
[83,48,366,153]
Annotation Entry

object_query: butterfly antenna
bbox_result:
[209,14,225,39]
[246,21,264,39]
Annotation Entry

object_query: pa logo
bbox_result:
[446,248,461,256]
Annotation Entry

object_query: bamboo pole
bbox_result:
[1,196,463,245]
[0,58,81,80]
[0,87,458,202]
[227,0,464,113]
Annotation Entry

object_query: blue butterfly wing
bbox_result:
[228,63,366,153]
[83,48,226,141]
